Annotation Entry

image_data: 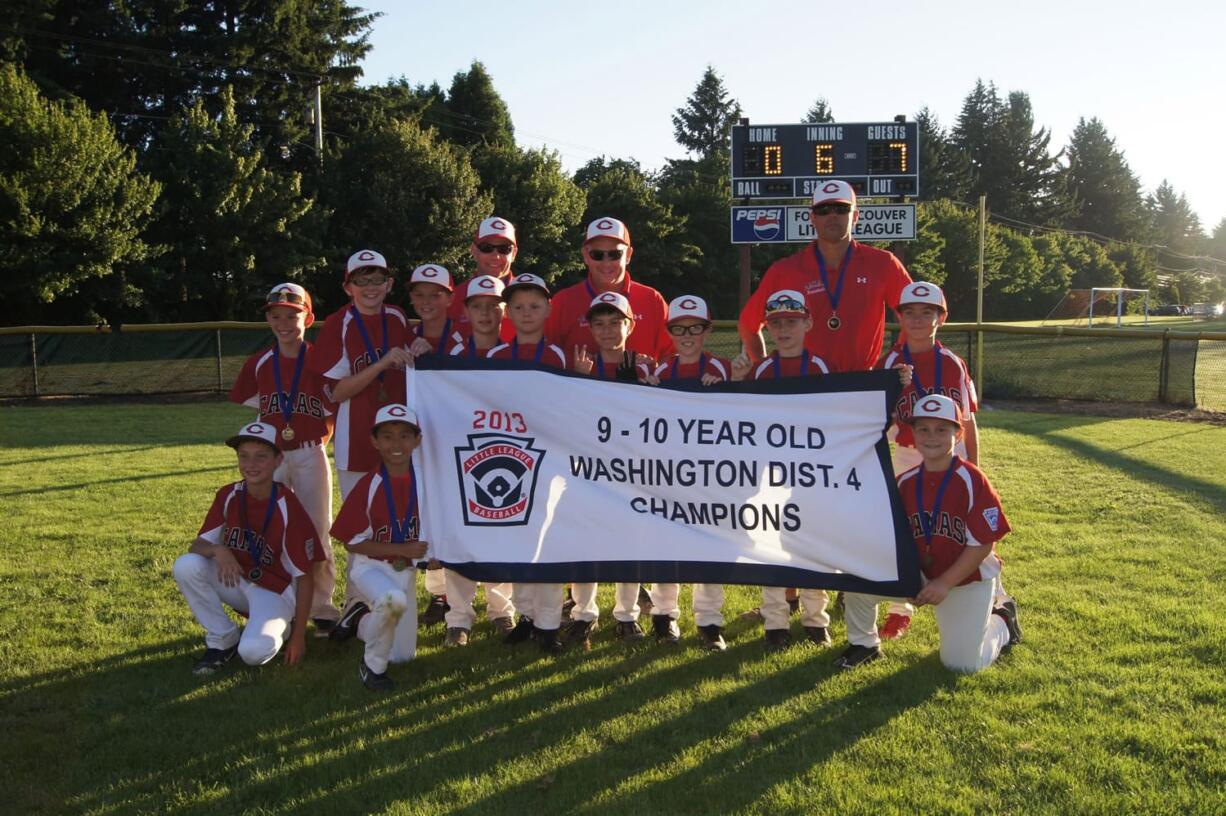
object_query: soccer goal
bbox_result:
[1042,288,1150,327]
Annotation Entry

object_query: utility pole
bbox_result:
[976,194,986,396]
[313,78,324,165]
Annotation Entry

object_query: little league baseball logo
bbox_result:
[454,433,546,526]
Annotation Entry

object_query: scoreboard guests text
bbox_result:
[730,122,920,200]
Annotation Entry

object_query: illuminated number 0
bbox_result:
[763,144,782,175]
[814,143,834,174]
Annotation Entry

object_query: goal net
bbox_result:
[1042,288,1150,327]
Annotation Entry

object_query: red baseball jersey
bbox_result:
[197,482,322,594]
[447,295,516,343]
[310,304,412,472]
[751,352,831,380]
[882,341,979,448]
[486,340,568,370]
[653,354,731,383]
[229,343,335,448]
[330,469,422,564]
[546,273,675,361]
[897,458,1010,584]
[738,241,912,373]
[411,319,464,358]
[449,337,499,360]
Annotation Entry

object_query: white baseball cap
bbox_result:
[585,217,631,246]
[667,295,712,324]
[264,283,313,315]
[811,180,857,208]
[908,394,962,427]
[475,216,517,245]
[225,421,281,452]
[346,249,388,280]
[587,291,634,321]
[464,275,506,301]
[502,273,551,300]
[409,264,454,292]
[764,289,809,319]
[898,281,948,313]
[372,404,421,432]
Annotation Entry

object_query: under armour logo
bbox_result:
[857,276,868,284]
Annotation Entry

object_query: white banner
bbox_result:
[407,360,919,595]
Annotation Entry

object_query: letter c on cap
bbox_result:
[360,251,376,261]
[423,267,438,277]
[914,285,930,297]
[921,398,942,413]
[597,219,614,230]
[823,182,841,193]
[247,423,263,434]
[478,278,494,289]
[491,219,506,230]
[600,293,618,303]
[679,298,698,310]
[389,406,406,417]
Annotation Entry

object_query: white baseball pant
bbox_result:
[512,583,565,630]
[443,570,515,629]
[424,566,447,597]
[570,582,640,623]
[349,554,418,674]
[275,444,339,621]
[173,552,296,666]
[650,583,726,627]
[761,586,828,630]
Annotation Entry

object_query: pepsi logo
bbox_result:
[679,298,698,310]
[914,284,931,297]
[921,399,943,413]
[753,213,781,240]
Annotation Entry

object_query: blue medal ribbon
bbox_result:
[903,341,943,397]
[271,345,306,429]
[416,318,452,355]
[670,353,707,381]
[349,306,388,384]
[238,481,278,580]
[916,456,959,568]
[511,338,546,363]
[378,464,419,545]
[772,350,810,379]
[813,243,854,319]
[467,336,479,360]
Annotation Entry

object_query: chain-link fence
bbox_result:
[2,321,1224,411]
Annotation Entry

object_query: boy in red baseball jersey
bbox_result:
[407,264,460,359]
[311,250,414,499]
[329,405,430,691]
[448,216,518,342]
[229,283,340,633]
[173,422,321,675]
[837,396,1020,672]
[449,275,507,360]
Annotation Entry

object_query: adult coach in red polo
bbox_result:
[547,217,674,362]
[738,181,912,372]
[448,216,518,341]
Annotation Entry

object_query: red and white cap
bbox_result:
[502,273,551,300]
[346,249,388,280]
[667,295,712,324]
[908,394,962,426]
[225,421,280,452]
[409,264,453,292]
[897,281,948,312]
[764,289,809,319]
[475,216,517,245]
[372,404,421,432]
[464,275,506,301]
[587,291,634,321]
[585,217,631,246]
[811,180,856,208]
[264,282,313,314]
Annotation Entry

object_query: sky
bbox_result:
[356,0,1225,234]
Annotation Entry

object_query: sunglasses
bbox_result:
[668,323,710,336]
[266,290,309,307]
[477,243,514,255]
[766,295,806,312]
[588,249,624,261]
[350,273,389,287]
[812,203,852,216]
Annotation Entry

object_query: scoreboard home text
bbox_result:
[730,121,920,200]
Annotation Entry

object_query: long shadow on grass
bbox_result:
[0,464,233,497]
[0,444,167,467]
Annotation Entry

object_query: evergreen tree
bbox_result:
[671,65,741,158]
[0,64,160,325]
[1064,117,1147,239]
[1148,181,1205,255]
[439,61,515,149]
[657,153,740,317]
[802,98,834,123]
[915,106,970,202]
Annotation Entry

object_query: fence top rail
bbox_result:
[4,320,1225,343]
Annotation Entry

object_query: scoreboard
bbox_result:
[730,121,920,200]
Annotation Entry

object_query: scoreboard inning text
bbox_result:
[730,122,920,200]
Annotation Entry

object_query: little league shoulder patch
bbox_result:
[454,433,545,527]
[982,507,1000,532]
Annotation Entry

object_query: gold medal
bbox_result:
[392,557,408,572]
[827,314,841,331]
[281,425,295,442]
[248,567,262,581]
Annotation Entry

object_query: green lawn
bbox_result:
[2,402,1224,815]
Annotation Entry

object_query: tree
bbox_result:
[438,61,515,150]
[1148,181,1205,255]
[671,65,741,159]
[142,87,321,321]
[657,153,740,317]
[1064,117,1147,240]
[918,199,1006,320]
[802,98,834,124]
[0,64,160,324]
[915,106,970,202]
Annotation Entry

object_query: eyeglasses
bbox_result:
[266,290,309,307]
[668,323,710,336]
[477,243,514,255]
[588,249,624,261]
[812,203,852,216]
[350,273,389,287]
[765,295,806,312]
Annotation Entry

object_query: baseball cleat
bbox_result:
[535,628,564,655]
[311,618,338,639]
[833,644,881,670]
[993,600,1022,648]
[878,613,912,640]
[738,606,765,622]
[490,616,515,636]
[420,595,449,627]
[564,618,597,651]
[615,620,646,643]
[359,660,394,691]
[804,626,833,647]
[444,627,470,648]
[651,614,680,645]
[329,600,370,642]
[504,616,535,645]
[764,629,791,652]
[697,624,727,652]
[191,645,238,676]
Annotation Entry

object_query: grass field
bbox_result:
[2,402,1225,815]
